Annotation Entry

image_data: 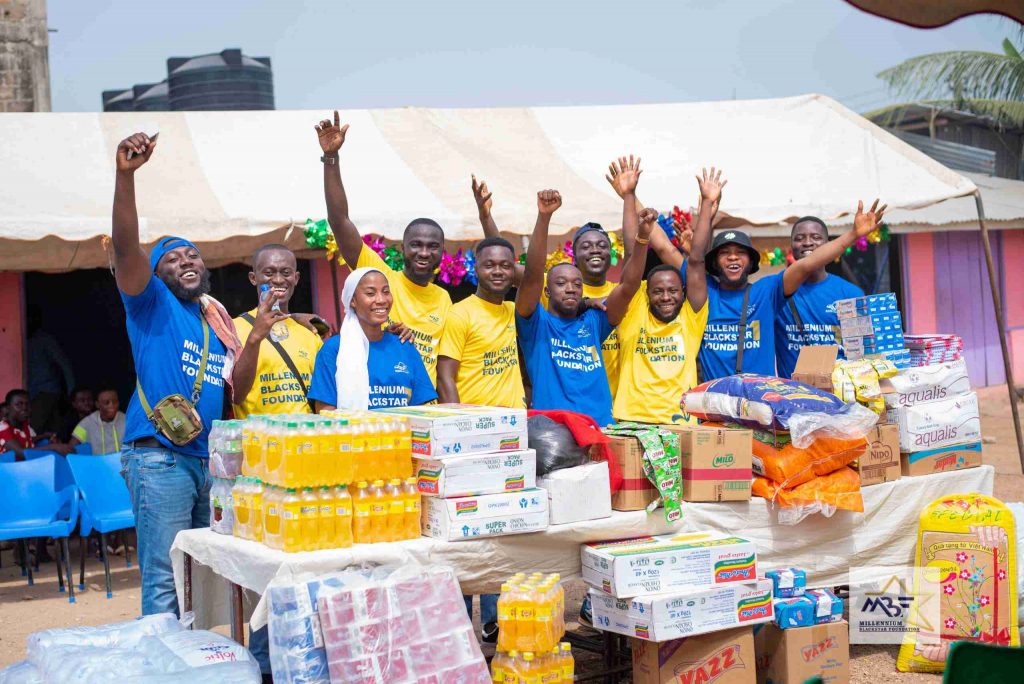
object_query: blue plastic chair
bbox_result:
[72,443,92,455]
[67,454,135,598]
[0,455,78,602]
[0,453,15,464]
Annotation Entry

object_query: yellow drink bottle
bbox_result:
[334,485,353,548]
[496,583,514,651]
[282,488,302,553]
[262,418,281,486]
[396,417,412,477]
[336,419,354,484]
[241,419,256,477]
[365,418,383,481]
[318,419,337,488]
[317,486,336,549]
[522,652,539,684]
[282,421,302,488]
[368,480,387,543]
[250,479,264,542]
[384,479,404,542]
[516,584,536,652]
[299,487,319,551]
[387,418,403,479]
[350,417,366,482]
[534,582,553,652]
[558,643,573,684]
[402,477,421,540]
[550,576,565,641]
[503,651,520,684]
[490,649,506,684]
[352,481,372,544]
[232,476,249,539]
[300,421,318,488]
[262,485,281,550]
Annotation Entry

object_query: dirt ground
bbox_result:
[1,383,1022,681]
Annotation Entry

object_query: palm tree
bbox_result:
[871,35,1024,129]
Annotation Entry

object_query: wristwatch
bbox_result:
[321,154,338,165]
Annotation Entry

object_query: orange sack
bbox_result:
[752,466,864,512]
[703,422,866,488]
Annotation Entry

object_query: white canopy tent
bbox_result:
[0,93,978,272]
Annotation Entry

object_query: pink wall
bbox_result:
[902,233,937,333]
[310,258,350,331]
[1002,230,1024,384]
[0,273,25,392]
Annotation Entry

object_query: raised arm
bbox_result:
[315,111,363,267]
[231,290,288,400]
[686,167,726,310]
[473,175,525,288]
[516,190,562,318]
[605,157,684,269]
[782,199,887,296]
[605,208,656,325]
[112,133,158,296]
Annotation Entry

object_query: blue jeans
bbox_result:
[249,625,270,674]
[464,594,499,625]
[121,445,210,616]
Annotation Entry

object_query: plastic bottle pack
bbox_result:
[210,476,236,535]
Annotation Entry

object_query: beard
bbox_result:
[160,269,212,301]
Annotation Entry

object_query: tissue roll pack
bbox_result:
[314,565,490,684]
[268,573,354,684]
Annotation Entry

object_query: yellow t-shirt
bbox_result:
[612,289,709,424]
[438,296,526,408]
[356,245,452,385]
[541,278,620,395]
[232,311,324,418]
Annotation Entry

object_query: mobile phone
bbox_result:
[126,131,159,160]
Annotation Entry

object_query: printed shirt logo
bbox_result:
[269,321,290,343]
[394,361,409,374]
[724,232,736,240]
[577,324,591,338]
[428,314,441,324]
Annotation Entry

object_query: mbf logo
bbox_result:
[861,594,913,617]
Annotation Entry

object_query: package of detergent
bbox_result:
[682,374,878,448]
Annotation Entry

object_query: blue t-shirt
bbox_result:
[121,276,228,457]
[775,275,864,379]
[516,307,615,427]
[308,333,437,409]
[698,272,788,380]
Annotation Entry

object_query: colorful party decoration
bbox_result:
[303,218,338,260]
[463,250,478,285]
[438,249,468,286]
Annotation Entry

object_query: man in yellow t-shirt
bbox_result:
[472,176,621,393]
[231,245,323,419]
[315,111,452,384]
[437,237,525,409]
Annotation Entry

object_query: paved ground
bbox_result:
[1,383,1021,681]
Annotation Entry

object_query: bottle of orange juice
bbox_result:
[365,418,383,481]
[241,418,257,478]
[521,652,539,684]
[534,581,553,652]
[394,417,412,478]
[262,418,282,486]
[558,643,573,684]
[317,486,336,550]
[317,419,336,488]
[384,479,404,542]
[262,485,281,550]
[300,420,318,488]
[299,487,319,551]
[503,651,521,684]
[352,481,372,544]
[516,583,537,652]
[402,477,420,540]
[496,583,515,651]
[368,479,387,543]
[282,421,302,488]
[334,484,353,548]
[350,417,366,482]
[337,419,354,484]
[281,488,302,553]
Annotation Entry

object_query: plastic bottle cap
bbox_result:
[372,479,384,486]
[560,643,571,651]
[509,651,519,658]
[500,583,511,592]
[389,478,401,485]
[357,482,368,489]
[303,421,315,428]
[287,421,298,428]
[405,477,417,485]
[523,653,534,661]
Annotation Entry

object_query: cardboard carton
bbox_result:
[537,461,612,525]
[375,403,528,457]
[413,449,536,498]
[900,441,983,476]
[660,424,752,502]
[633,627,757,684]
[592,580,773,642]
[791,346,840,393]
[582,532,758,598]
[885,391,981,452]
[605,433,659,511]
[420,488,548,541]
[855,423,901,486]
[754,621,850,684]
[838,311,903,338]
[880,357,970,408]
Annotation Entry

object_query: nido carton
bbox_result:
[582,533,757,598]
[605,433,659,511]
[881,358,970,408]
[791,346,840,393]
[885,391,980,452]
[537,461,612,525]
[660,425,753,502]
[754,621,850,684]
[633,627,757,684]
[376,404,527,457]
[413,449,536,498]
[420,488,548,541]
[855,423,901,486]
[591,580,773,642]
[901,441,982,476]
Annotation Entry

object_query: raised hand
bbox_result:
[116,133,156,173]
[673,219,694,254]
[537,189,562,216]
[637,207,658,240]
[605,155,642,197]
[853,198,887,237]
[250,290,289,341]
[471,175,493,217]
[315,111,349,155]
[696,167,727,205]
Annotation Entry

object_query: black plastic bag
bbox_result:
[528,415,589,476]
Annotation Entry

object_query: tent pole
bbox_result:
[329,257,342,328]
[974,191,1024,471]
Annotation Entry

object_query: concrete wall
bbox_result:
[0,0,50,112]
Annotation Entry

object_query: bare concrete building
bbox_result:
[0,0,50,112]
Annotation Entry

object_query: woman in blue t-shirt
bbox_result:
[309,267,436,411]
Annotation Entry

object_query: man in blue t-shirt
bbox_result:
[514,184,654,427]
[111,132,231,617]
[775,217,865,378]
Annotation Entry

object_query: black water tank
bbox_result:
[167,48,274,111]
[102,88,134,112]
[133,81,170,111]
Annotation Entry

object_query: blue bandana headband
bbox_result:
[150,236,199,271]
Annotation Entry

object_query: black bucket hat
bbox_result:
[706,230,760,276]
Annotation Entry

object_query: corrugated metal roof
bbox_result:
[889,129,996,176]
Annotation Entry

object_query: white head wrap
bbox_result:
[334,267,386,410]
